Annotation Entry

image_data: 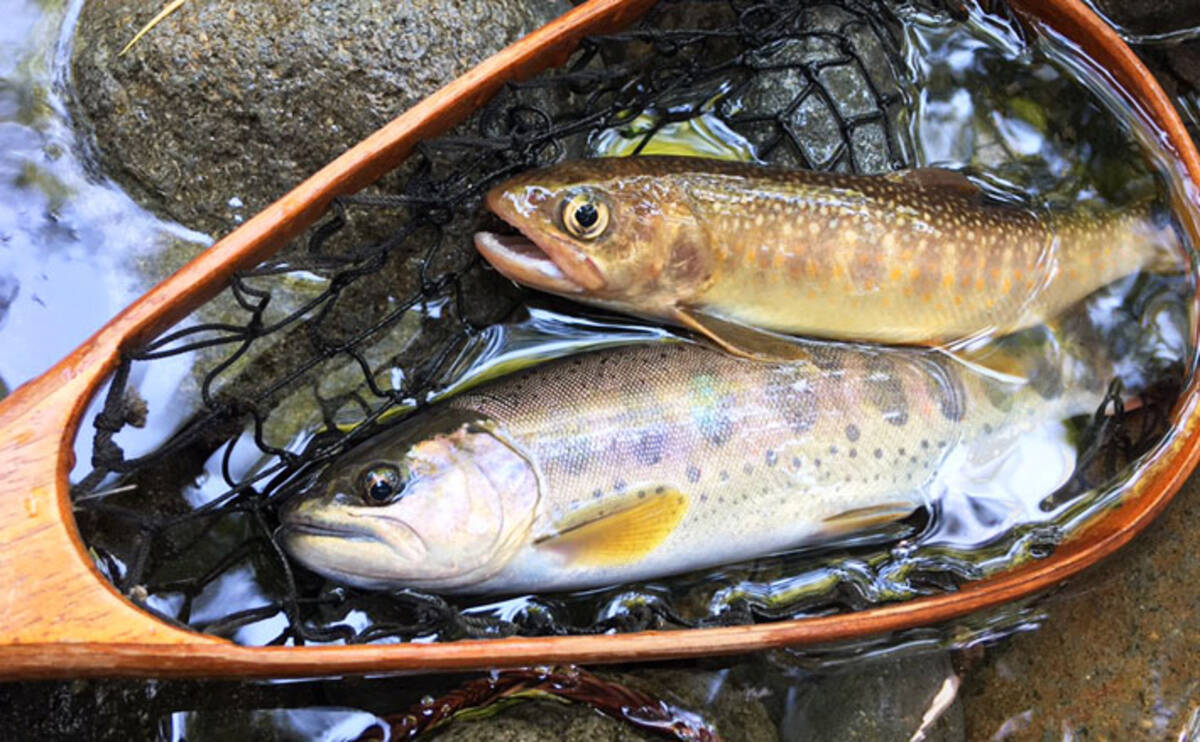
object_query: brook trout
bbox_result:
[280,340,1107,594]
[474,156,1179,356]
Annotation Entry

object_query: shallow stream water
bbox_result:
[2,1,1198,739]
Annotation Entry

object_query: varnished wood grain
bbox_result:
[0,0,1196,679]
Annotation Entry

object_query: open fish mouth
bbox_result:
[474,230,588,295]
[474,186,608,294]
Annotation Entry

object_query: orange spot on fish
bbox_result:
[890,268,903,281]
[1002,278,1012,293]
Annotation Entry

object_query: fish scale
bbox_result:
[281,340,1109,594]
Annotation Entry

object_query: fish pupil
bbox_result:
[574,202,598,228]
[362,465,403,504]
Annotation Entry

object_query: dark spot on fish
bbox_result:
[845,424,860,442]
[637,490,646,499]
[849,448,857,458]
[720,470,730,481]
[866,356,909,426]
[634,425,667,465]
[983,422,993,434]
[718,496,726,503]
[697,411,734,446]
[687,466,701,483]
[555,438,591,476]
[874,448,883,459]
[829,445,838,455]
[743,463,754,475]
[614,479,627,491]
[654,486,665,494]
[898,447,906,456]
[910,456,917,464]
[938,440,947,448]
[700,493,709,502]
[765,450,778,467]
[592,489,603,500]
[921,439,930,449]
[767,376,817,434]
[815,459,822,468]
[792,457,801,469]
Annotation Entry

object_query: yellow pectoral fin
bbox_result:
[821,502,918,533]
[671,306,813,362]
[537,490,689,567]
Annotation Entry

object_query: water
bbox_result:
[0,0,209,398]
[4,0,1200,739]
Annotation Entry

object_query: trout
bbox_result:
[280,339,1108,594]
[474,156,1179,356]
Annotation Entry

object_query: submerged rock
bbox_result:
[70,0,570,236]
[958,473,1200,739]
[1091,0,1199,38]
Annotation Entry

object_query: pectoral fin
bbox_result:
[822,502,917,533]
[671,306,812,362]
[536,490,689,567]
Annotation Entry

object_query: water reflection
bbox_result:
[0,0,209,398]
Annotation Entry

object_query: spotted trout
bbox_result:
[280,339,1109,594]
[474,156,1180,356]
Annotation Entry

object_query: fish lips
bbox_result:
[475,188,607,294]
[278,501,429,576]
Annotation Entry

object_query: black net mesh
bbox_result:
[69,0,1181,647]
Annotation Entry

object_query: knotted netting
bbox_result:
[69,0,1186,646]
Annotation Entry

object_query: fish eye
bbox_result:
[560,193,609,240]
[360,464,406,505]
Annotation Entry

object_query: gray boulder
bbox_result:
[70,0,570,236]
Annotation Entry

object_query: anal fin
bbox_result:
[821,502,918,534]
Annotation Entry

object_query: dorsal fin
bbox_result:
[886,168,981,199]
[536,489,688,567]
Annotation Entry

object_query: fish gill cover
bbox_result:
[69,0,1192,646]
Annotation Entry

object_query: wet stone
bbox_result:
[70,0,570,237]
[779,651,965,741]
[1091,0,1199,38]
[958,466,1200,739]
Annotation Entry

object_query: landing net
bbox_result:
[70,0,1177,646]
